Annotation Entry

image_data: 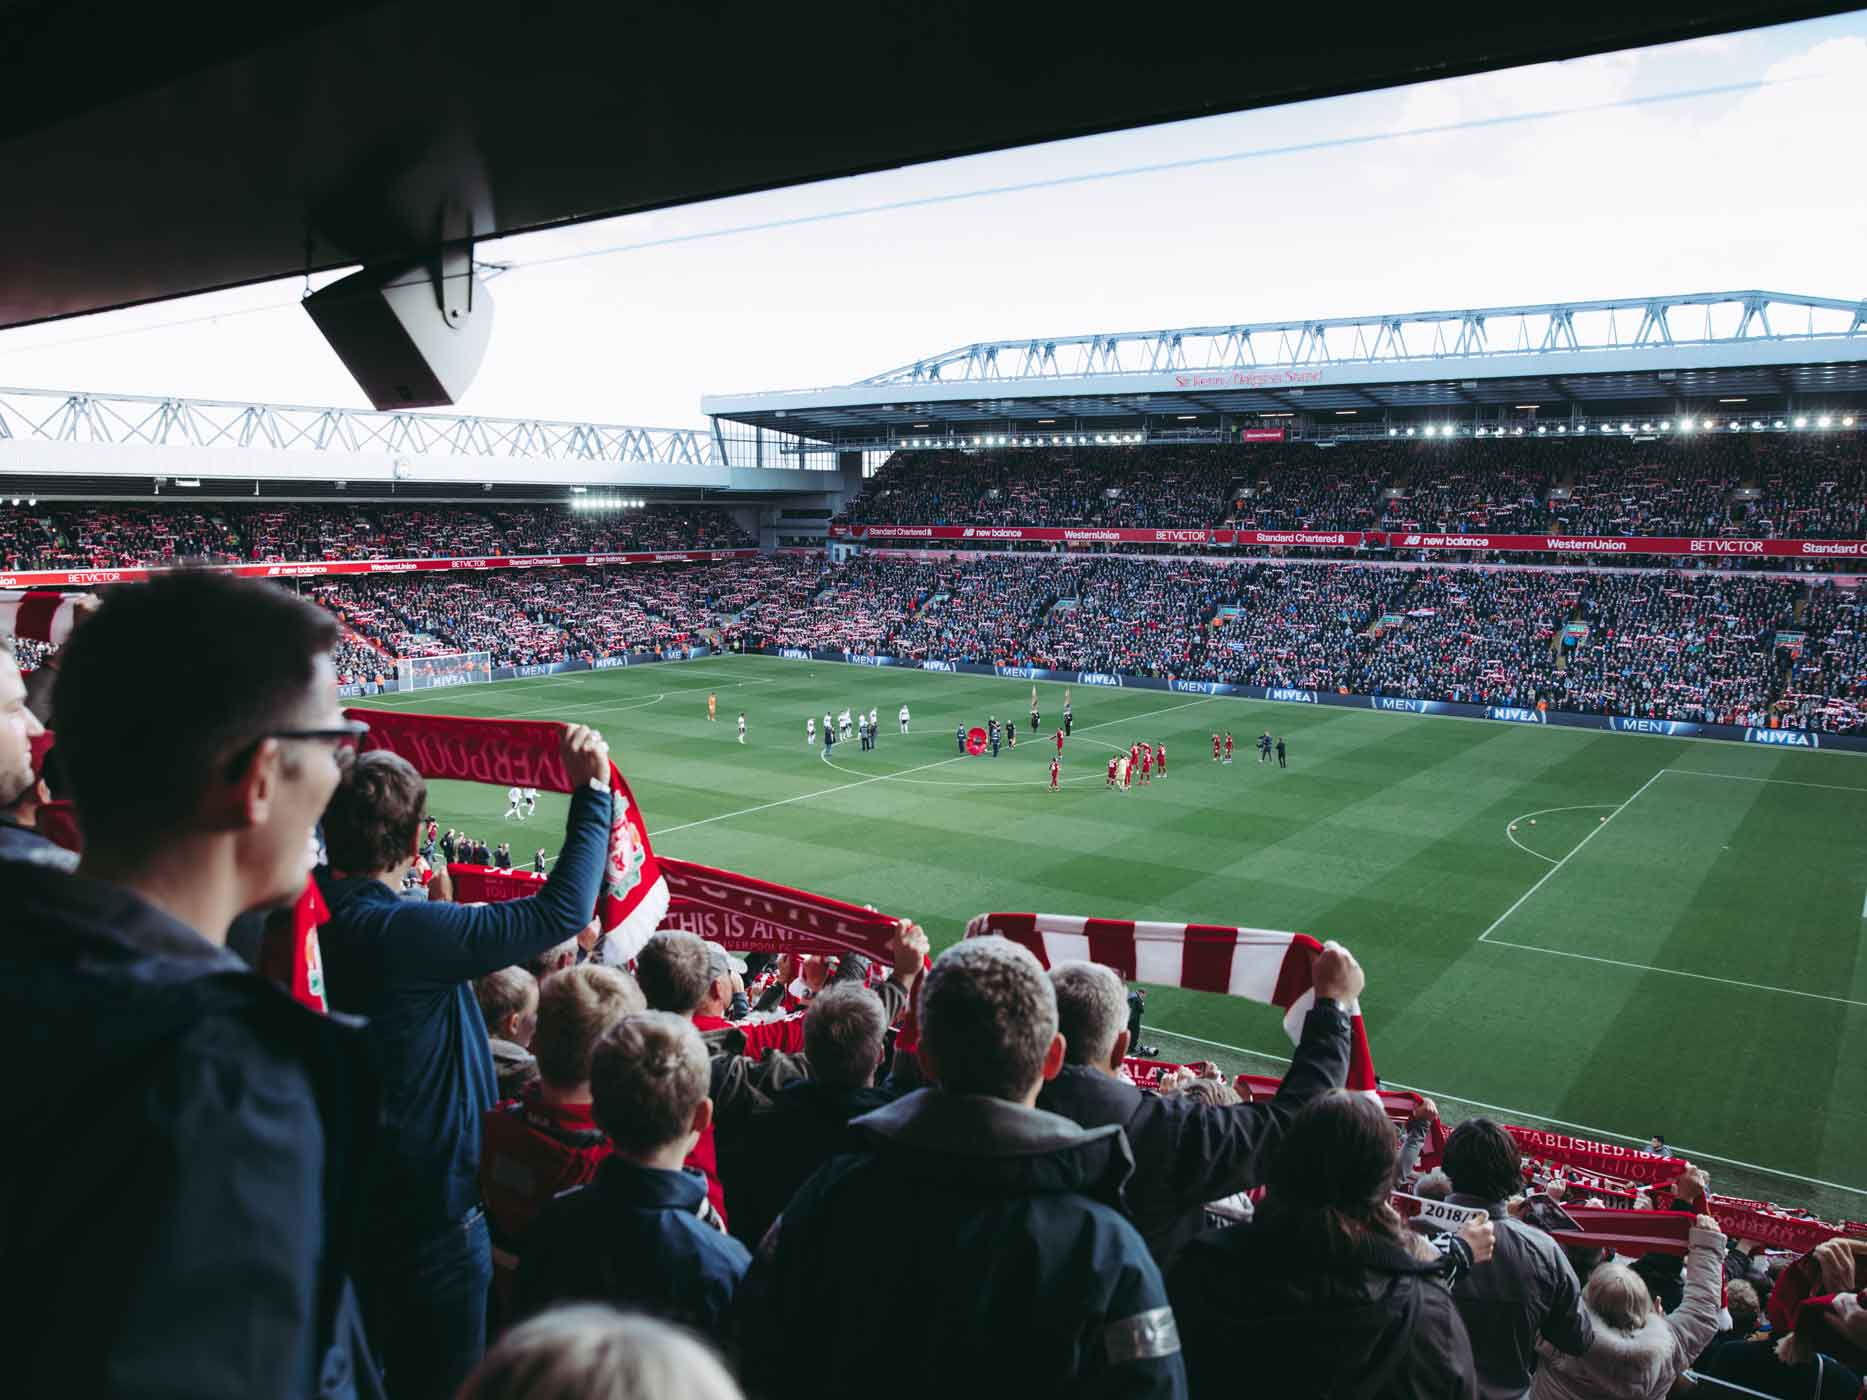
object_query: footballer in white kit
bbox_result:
[898,703,910,734]
[503,785,523,820]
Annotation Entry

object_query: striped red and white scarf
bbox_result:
[966,912,1376,1089]
[0,589,82,646]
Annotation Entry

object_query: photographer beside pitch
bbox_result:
[1037,944,1361,1268]
[316,723,615,1400]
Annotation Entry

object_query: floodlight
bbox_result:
[1817,415,1833,428]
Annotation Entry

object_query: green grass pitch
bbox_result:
[358,652,1867,1221]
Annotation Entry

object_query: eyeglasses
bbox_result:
[228,720,371,778]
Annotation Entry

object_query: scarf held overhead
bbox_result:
[346,706,669,961]
[0,588,82,646]
[451,857,904,961]
[968,913,1375,1090]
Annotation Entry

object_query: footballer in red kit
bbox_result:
[1054,728,1064,755]
[1212,733,1221,762]
[1224,731,1234,762]
[1156,742,1166,776]
[1049,756,1060,792]
[1106,755,1118,787]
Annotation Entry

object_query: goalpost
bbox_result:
[396,651,494,691]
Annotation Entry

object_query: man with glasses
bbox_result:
[0,571,384,1398]
[316,721,614,1400]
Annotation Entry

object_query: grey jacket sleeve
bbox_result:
[1538,1234,1595,1357]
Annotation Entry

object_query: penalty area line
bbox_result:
[1477,768,1666,945]
[1149,1023,1867,1199]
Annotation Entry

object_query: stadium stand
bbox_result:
[0,503,753,570]
[837,437,1867,541]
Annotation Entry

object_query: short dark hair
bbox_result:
[634,932,712,1014]
[53,572,337,852]
[803,984,886,1089]
[589,1012,709,1154]
[322,750,426,874]
[1442,1116,1525,1201]
[532,965,644,1088]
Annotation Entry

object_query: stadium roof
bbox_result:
[702,291,1867,448]
[2,1,1853,332]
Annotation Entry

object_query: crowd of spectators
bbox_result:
[301,551,1865,731]
[0,503,752,571]
[836,436,1867,541]
[6,570,1867,1400]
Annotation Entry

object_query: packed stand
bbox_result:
[835,436,1867,541]
[0,502,752,570]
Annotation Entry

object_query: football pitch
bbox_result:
[359,652,1867,1220]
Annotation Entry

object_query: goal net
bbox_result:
[397,651,493,691]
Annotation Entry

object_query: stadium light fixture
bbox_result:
[1535,426,1547,435]
[1555,425,1566,434]
[1773,420,1786,429]
[1404,427,1415,437]
[25,498,33,507]
[1474,427,1486,437]
[1423,424,1437,437]
[1620,422,1633,433]
[1387,427,1397,437]
[1793,417,1808,429]
[1751,420,1763,430]
[1700,419,1712,430]
[1817,414,1833,428]
[1513,427,1524,437]
[1844,416,1856,427]
[1660,420,1672,431]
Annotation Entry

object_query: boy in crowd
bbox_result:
[513,1013,749,1338]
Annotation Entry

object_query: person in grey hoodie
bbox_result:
[1530,1214,1726,1400]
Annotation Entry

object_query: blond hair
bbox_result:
[457,1304,741,1400]
[532,965,644,1088]
[1584,1262,1654,1333]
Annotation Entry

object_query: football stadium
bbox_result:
[6,7,1867,1399]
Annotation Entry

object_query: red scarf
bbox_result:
[448,856,904,962]
[346,707,670,961]
[971,912,1377,1090]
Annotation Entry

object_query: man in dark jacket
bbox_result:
[1,572,382,1398]
[1037,952,1357,1268]
[318,730,612,1400]
[716,981,900,1250]
[1441,1116,1593,1399]
[513,1012,751,1338]
[736,935,1186,1399]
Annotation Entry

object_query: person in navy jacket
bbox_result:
[318,725,613,1400]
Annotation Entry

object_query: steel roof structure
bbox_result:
[703,291,1867,448]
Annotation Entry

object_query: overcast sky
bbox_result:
[2,12,1863,429]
